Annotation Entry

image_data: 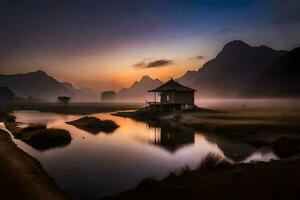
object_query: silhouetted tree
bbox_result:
[57,96,71,106]
[101,91,116,101]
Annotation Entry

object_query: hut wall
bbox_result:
[174,92,194,105]
[160,91,194,105]
[160,91,176,103]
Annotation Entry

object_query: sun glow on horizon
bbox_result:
[1,1,299,91]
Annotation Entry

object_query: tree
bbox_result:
[57,96,71,106]
[101,91,116,102]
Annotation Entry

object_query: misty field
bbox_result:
[6,102,143,115]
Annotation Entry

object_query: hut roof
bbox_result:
[148,78,196,92]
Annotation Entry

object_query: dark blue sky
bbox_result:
[0,0,299,89]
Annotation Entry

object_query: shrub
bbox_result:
[5,115,16,122]
[271,136,300,158]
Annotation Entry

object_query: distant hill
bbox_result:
[0,70,97,101]
[248,47,300,97]
[178,40,288,97]
[117,75,163,100]
[61,82,75,90]
[76,87,99,101]
[0,70,73,100]
[61,82,98,101]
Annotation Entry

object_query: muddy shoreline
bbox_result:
[0,129,68,200]
[104,156,300,200]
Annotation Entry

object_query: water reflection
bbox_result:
[2,110,278,200]
[146,120,195,152]
[204,134,256,162]
[26,141,71,152]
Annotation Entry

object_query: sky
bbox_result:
[0,0,299,90]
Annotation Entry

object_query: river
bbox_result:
[2,110,278,199]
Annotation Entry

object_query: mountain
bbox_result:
[76,87,99,101]
[178,40,287,97]
[0,70,75,100]
[61,82,75,90]
[176,70,198,86]
[117,75,163,100]
[61,82,98,101]
[0,70,99,101]
[249,47,300,97]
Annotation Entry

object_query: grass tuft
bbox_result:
[5,115,16,123]
[22,124,47,132]
[178,165,191,176]
[166,171,178,179]
[197,153,232,171]
[136,177,157,188]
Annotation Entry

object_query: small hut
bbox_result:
[147,78,196,111]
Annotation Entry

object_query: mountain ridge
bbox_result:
[117,75,163,100]
[178,40,289,97]
[247,47,300,97]
[1,40,298,101]
[0,70,97,101]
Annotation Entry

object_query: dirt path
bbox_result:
[0,129,68,200]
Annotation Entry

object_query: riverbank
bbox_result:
[0,129,68,200]
[115,106,300,158]
[107,105,300,199]
[104,155,300,200]
[7,102,143,115]
[2,101,300,199]
[176,108,300,156]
